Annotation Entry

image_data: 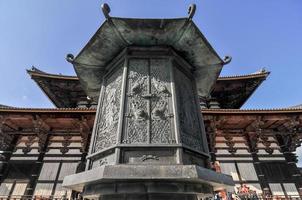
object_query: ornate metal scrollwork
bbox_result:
[152,101,167,120]
[66,54,74,63]
[223,56,232,65]
[142,93,156,99]
[99,158,108,166]
[131,77,148,95]
[94,67,123,152]
[134,109,148,121]
[152,79,169,95]
[188,4,196,20]
[101,3,111,19]
[141,154,159,162]
[153,109,165,120]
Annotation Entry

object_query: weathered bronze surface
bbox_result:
[67,4,231,103]
[63,4,234,199]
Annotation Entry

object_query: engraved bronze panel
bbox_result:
[94,67,124,152]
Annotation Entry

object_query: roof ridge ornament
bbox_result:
[188,4,196,20]
[223,56,232,65]
[101,3,196,21]
[66,54,74,63]
[101,3,111,20]
[31,66,38,71]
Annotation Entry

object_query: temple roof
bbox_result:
[1,106,301,114]
[27,67,88,108]
[211,70,270,108]
[27,67,269,109]
[291,104,302,109]
[0,104,12,109]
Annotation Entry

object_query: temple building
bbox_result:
[0,4,302,200]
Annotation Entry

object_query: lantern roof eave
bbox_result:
[69,17,228,101]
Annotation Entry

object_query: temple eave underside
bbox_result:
[0,107,301,155]
[0,107,301,197]
[27,67,270,109]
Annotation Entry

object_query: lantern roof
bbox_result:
[67,4,231,101]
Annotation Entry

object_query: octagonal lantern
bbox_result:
[63,4,234,200]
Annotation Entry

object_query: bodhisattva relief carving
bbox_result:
[174,68,203,152]
[94,67,123,152]
[123,59,149,144]
[123,59,174,144]
[150,59,174,144]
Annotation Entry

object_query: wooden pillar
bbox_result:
[0,116,19,184]
[206,128,216,163]
[245,131,272,196]
[78,117,91,172]
[276,132,302,198]
[206,116,222,164]
[0,136,19,184]
[71,117,91,199]
[23,115,50,197]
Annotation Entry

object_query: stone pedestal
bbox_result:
[63,165,233,199]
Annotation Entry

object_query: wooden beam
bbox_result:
[79,117,90,153]
[0,116,13,151]
[32,115,50,132]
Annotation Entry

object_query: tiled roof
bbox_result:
[0,106,96,113]
[202,108,302,114]
[0,106,302,114]
[291,104,302,109]
[217,70,270,80]
[0,104,12,109]
[27,67,78,80]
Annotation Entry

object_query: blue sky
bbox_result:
[0,1,302,162]
[0,0,301,108]
[0,0,302,108]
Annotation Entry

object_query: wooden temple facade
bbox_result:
[0,67,302,199]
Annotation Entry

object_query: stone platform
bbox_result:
[63,164,233,199]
